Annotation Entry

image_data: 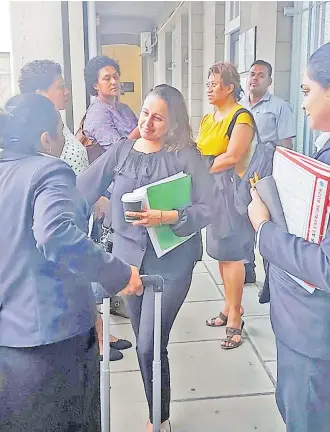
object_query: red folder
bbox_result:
[275,147,330,245]
[273,147,330,292]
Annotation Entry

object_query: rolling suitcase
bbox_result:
[100,274,164,432]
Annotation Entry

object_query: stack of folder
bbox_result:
[256,147,330,293]
[134,172,194,258]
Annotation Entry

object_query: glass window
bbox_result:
[292,2,325,154]
[295,9,310,154]
[323,2,330,43]
[230,1,240,21]
[230,30,240,67]
[165,32,172,86]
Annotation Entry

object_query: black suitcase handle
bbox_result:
[141,275,164,293]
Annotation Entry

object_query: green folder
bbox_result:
[142,173,194,257]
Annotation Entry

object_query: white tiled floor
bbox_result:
[108,252,282,431]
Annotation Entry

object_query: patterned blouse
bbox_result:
[61,125,89,175]
[83,98,138,149]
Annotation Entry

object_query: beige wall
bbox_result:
[154,30,167,86]
[102,44,142,116]
[10,1,64,92]
[0,52,12,108]
[68,1,87,131]
[153,1,227,136]
[274,2,294,101]
[239,1,293,101]
[10,1,87,129]
[203,1,225,114]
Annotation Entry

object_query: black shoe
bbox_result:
[244,264,256,284]
[110,338,132,351]
[110,347,123,361]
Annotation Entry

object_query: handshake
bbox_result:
[118,265,144,297]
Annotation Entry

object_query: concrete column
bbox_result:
[202,1,225,114]
[165,31,173,85]
[215,2,226,63]
[172,21,182,90]
[238,1,293,101]
[68,1,87,131]
[274,1,293,101]
[188,1,204,137]
[10,1,64,89]
[87,1,97,59]
[154,29,166,85]
[181,12,189,103]
[10,1,87,131]
[142,55,154,99]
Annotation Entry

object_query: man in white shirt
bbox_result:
[241,60,296,149]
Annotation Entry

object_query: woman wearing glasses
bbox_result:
[197,62,255,350]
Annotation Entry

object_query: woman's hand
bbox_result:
[209,162,217,174]
[94,196,110,221]
[125,208,179,228]
[248,188,270,231]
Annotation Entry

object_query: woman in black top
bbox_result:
[77,85,216,431]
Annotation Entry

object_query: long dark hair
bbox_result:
[0,94,59,154]
[307,42,330,89]
[149,84,196,152]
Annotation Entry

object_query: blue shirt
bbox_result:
[241,91,296,147]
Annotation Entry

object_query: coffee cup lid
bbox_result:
[121,191,144,203]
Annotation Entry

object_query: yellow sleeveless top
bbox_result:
[197,104,254,177]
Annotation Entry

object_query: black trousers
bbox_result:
[125,263,194,424]
[0,328,101,432]
[276,338,330,432]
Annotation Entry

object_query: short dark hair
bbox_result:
[250,60,273,78]
[18,60,62,94]
[84,56,120,96]
[148,84,196,152]
[0,94,59,153]
[307,42,330,89]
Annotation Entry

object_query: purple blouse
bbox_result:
[83,98,138,149]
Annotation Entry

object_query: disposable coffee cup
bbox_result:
[121,191,144,222]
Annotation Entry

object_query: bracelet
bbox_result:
[160,210,163,226]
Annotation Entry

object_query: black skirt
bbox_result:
[0,328,101,432]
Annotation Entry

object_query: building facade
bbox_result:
[0,52,12,108]
[8,1,330,155]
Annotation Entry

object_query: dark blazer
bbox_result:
[259,140,330,360]
[0,150,131,347]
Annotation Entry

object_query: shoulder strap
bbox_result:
[113,138,135,175]
[226,107,261,144]
[77,112,87,131]
[77,103,94,133]
[226,108,252,138]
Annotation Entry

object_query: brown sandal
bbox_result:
[206,310,244,327]
[206,312,228,327]
[221,321,245,350]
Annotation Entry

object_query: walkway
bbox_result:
[108,236,285,431]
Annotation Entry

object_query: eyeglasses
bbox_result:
[206,82,218,89]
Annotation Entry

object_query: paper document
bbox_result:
[272,147,330,292]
